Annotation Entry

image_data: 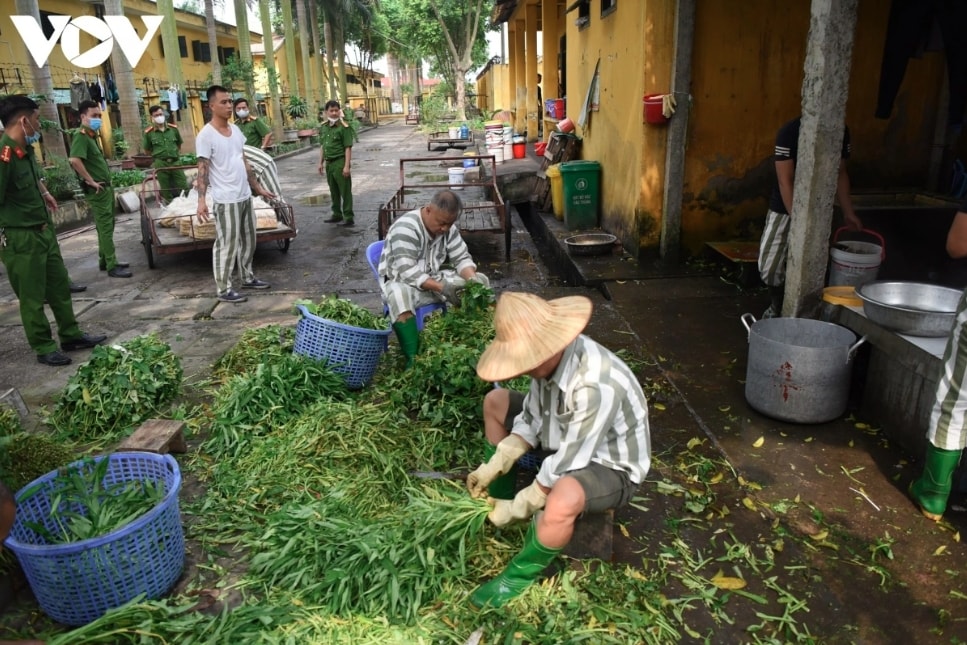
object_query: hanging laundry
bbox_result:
[70,76,91,110]
[106,75,119,104]
[97,76,107,110]
[168,87,180,112]
[88,80,103,106]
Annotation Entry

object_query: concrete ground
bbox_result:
[2,121,966,642]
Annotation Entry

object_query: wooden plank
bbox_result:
[117,419,187,455]
[706,241,759,263]
[563,509,614,560]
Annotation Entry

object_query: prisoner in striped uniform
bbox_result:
[910,203,967,521]
[466,292,651,608]
[243,145,285,203]
[757,116,861,317]
[378,190,490,367]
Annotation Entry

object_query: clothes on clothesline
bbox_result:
[69,78,91,110]
[106,76,119,104]
[168,88,180,112]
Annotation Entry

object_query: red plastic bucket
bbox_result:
[553,98,565,119]
[534,141,547,156]
[512,142,526,159]
[643,94,668,125]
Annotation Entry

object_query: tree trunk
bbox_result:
[280,0,299,117]
[157,0,196,150]
[336,24,349,105]
[295,0,314,109]
[323,18,338,100]
[309,0,328,113]
[104,0,141,158]
[205,0,222,84]
[234,0,257,102]
[14,0,66,159]
[387,54,400,103]
[258,0,284,144]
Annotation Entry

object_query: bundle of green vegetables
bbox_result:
[293,295,387,331]
[48,334,182,443]
[19,457,165,544]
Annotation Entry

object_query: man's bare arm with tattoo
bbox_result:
[196,157,211,221]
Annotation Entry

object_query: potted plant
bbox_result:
[132,148,155,169]
[294,117,319,138]
[286,96,309,120]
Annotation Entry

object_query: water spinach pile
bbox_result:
[4,285,848,643]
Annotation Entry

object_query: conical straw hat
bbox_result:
[476,292,592,382]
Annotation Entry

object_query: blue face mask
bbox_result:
[89,118,102,131]
[23,118,41,145]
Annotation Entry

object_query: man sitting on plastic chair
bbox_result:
[378,189,490,368]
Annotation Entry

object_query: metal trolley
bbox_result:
[138,167,296,269]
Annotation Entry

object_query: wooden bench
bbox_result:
[706,241,761,286]
[405,113,420,125]
[117,419,187,455]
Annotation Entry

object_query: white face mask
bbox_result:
[328,117,338,124]
[236,109,250,119]
[153,115,166,125]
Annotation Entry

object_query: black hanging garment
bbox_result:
[875,0,967,128]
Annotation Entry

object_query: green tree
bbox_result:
[259,0,284,143]
[382,0,492,120]
[205,0,222,84]
[234,0,258,102]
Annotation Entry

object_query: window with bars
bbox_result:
[602,0,617,18]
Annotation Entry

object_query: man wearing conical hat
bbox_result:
[378,189,490,367]
[467,292,651,608]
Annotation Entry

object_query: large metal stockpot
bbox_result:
[741,314,866,424]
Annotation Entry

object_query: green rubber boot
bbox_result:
[470,521,561,609]
[483,441,518,500]
[392,317,420,369]
[909,444,962,521]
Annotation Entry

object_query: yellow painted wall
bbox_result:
[559,0,674,248]
[683,0,947,254]
[477,64,511,114]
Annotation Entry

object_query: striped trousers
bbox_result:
[212,198,256,295]
[928,289,967,451]
[758,209,790,287]
[381,270,458,321]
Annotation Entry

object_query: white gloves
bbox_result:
[441,276,467,306]
[488,481,547,527]
[470,272,491,288]
[466,434,530,498]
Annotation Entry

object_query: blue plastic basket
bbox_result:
[293,304,392,388]
[3,452,184,626]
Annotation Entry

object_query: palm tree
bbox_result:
[14,0,66,158]
[205,0,222,84]
[104,0,140,159]
[157,0,197,149]
[308,0,329,108]
[258,0,284,143]
[322,8,338,99]
[233,0,258,101]
[280,0,299,116]
[294,0,315,114]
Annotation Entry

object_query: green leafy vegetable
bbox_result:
[294,295,387,331]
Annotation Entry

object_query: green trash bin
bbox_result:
[559,160,601,230]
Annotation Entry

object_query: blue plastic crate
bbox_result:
[4,452,184,626]
[293,304,392,389]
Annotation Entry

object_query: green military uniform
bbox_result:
[321,119,354,224]
[237,116,271,149]
[70,126,119,271]
[141,122,188,201]
[0,135,83,354]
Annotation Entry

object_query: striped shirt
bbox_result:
[512,334,651,487]
[378,208,476,288]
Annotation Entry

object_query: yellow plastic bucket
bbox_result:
[546,164,564,220]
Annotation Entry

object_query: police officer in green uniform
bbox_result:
[0,95,107,366]
[142,104,188,202]
[69,100,131,278]
[317,99,355,226]
[234,98,273,149]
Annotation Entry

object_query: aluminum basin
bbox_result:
[856,281,963,337]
